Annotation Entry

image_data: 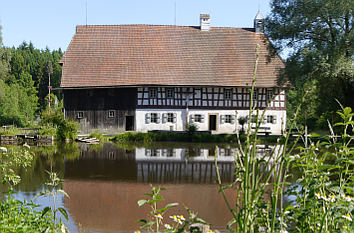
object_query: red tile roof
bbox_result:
[60,25,284,88]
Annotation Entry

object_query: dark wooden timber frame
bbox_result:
[137,86,286,110]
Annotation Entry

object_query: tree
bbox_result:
[265,0,353,129]
[0,25,12,82]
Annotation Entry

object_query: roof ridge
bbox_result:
[75,24,246,29]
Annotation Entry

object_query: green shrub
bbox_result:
[185,123,198,136]
[0,195,54,232]
[56,119,78,141]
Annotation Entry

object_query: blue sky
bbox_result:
[0,0,271,51]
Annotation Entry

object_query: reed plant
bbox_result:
[214,45,353,233]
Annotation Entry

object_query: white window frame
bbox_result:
[77,111,83,119]
[266,89,273,102]
[166,88,174,99]
[151,113,159,123]
[266,115,277,124]
[108,110,115,118]
[224,89,232,100]
[167,113,174,123]
[149,88,157,98]
[225,115,233,124]
[252,90,258,102]
[194,114,203,123]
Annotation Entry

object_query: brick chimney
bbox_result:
[200,14,210,31]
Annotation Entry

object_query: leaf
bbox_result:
[140,221,154,229]
[58,207,68,220]
[57,189,70,198]
[137,199,147,207]
[193,217,208,225]
[136,219,147,224]
[157,202,179,214]
[34,190,50,199]
[41,206,52,217]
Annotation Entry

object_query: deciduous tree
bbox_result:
[266,0,353,128]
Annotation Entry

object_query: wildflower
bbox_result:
[134,231,141,233]
[179,215,185,221]
[155,213,163,219]
[342,194,353,202]
[209,230,213,233]
[164,224,172,230]
[170,215,178,222]
[342,214,352,222]
[315,192,321,199]
[329,194,335,202]
[279,230,289,233]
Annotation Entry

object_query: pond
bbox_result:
[1,142,279,233]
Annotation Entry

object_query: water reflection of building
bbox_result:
[135,147,235,183]
[65,143,282,183]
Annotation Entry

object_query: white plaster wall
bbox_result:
[136,109,187,132]
[135,108,286,135]
[135,148,185,162]
[233,110,286,135]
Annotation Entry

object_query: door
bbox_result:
[209,115,217,131]
[125,116,134,131]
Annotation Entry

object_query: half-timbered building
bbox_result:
[60,13,285,134]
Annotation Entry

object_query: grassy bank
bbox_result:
[111,131,243,143]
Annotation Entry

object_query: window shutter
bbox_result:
[162,149,167,157]
[220,115,225,124]
[262,116,267,124]
[190,114,195,122]
[200,115,205,123]
[145,113,151,124]
[156,113,161,123]
[273,115,277,124]
[162,113,167,123]
[231,115,235,124]
[157,149,161,156]
[200,150,204,156]
[172,149,176,157]
[219,149,225,156]
[145,149,151,156]
[173,113,177,123]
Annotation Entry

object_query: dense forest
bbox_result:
[0,25,63,127]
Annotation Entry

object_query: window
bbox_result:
[224,89,232,100]
[151,113,159,123]
[145,113,160,124]
[266,90,273,102]
[194,114,203,123]
[162,149,175,157]
[150,149,159,157]
[167,113,174,123]
[149,88,157,98]
[166,88,174,99]
[108,110,115,118]
[145,149,160,157]
[250,115,258,123]
[225,115,234,123]
[252,90,258,102]
[77,111,83,119]
[267,115,277,124]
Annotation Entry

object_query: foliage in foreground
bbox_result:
[0,146,69,232]
[0,195,54,233]
[137,186,211,233]
[213,105,353,233]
